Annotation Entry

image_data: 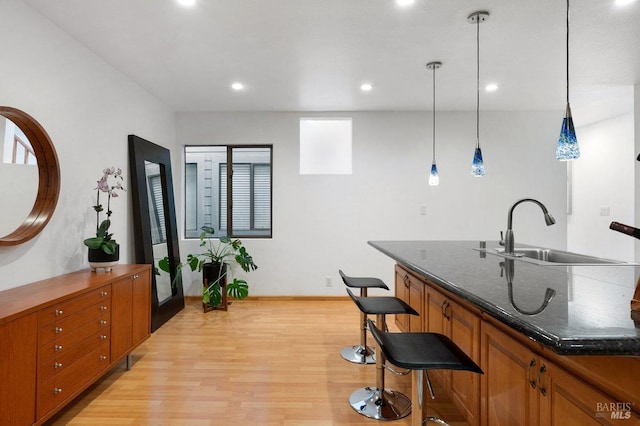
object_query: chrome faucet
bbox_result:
[500,198,556,254]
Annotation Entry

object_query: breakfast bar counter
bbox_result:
[368,240,640,425]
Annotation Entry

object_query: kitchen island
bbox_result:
[369,240,640,425]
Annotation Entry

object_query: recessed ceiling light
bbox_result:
[397,0,415,6]
[485,83,498,92]
[231,82,244,91]
[615,0,636,5]
[177,0,196,6]
[360,83,374,91]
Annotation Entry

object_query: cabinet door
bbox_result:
[425,284,449,387]
[111,277,133,362]
[111,271,151,362]
[394,266,410,331]
[408,274,424,332]
[131,269,151,346]
[539,359,640,426]
[0,314,37,425]
[481,321,539,426]
[449,298,481,426]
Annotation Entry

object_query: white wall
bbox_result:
[569,113,635,261]
[176,111,567,296]
[0,0,175,291]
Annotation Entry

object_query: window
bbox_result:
[299,117,352,175]
[185,145,272,238]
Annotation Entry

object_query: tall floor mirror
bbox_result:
[129,135,184,331]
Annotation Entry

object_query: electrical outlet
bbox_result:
[420,205,427,215]
[325,276,333,287]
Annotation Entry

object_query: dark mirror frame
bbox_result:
[0,106,60,246]
[129,135,184,331]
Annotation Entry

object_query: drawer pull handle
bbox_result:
[100,335,108,340]
[101,291,108,296]
[54,388,63,395]
[55,327,63,333]
[55,309,64,316]
[100,305,108,311]
[442,301,451,320]
[99,355,107,361]
[54,362,62,369]
[54,344,63,351]
[100,320,108,325]
[132,274,139,279]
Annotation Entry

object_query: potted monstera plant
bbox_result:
[161,226,257,311]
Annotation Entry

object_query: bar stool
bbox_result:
[346,288,419,421]
[367,319,483,426]
[339,269,389,364]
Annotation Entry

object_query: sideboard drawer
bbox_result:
[39,299,110,344]
[37,342,110,419]
[38,285,110,327]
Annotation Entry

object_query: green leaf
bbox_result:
[83,236,104,249]
[227,278,249,299]
[158,256,171,273]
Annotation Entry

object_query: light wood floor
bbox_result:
[47,298,471,425]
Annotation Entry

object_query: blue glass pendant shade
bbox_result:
[556,104,580,161]
[471,146,485,177]
[429,162,439,186]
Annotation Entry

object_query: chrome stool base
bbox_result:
[349,386,412,420]
[340,344,376,364]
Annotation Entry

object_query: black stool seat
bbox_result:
[368,319,483,426]
[339,270,390,365]
[347,288,418,316]
[339,270,389,290]
[368,319,482,373]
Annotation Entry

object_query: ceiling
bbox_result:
[24,0,640,124]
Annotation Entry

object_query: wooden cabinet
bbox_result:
[0,314,37,425]
[539,360,640,425]
[111,269,151,362]
[481,321,540,426]
[0,265,151,426]
[480,321,640,426]
[394,265,410,331]
[425,281,481,426]
[394,265,424,331]
[37,285,112,419]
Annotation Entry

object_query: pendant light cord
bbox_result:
[432,65,436,161]
[475,16,480,148]
[566,0,570,104]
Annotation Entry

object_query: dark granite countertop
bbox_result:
[369,240,640,355]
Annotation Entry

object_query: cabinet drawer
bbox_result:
[39,314,109,363]
[38,285,110,327]
[37,343,110,419]
[39,301,110,344]
[39,327,110,383]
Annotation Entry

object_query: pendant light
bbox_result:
[427,61,442,186]
[468,11,489,177]
[556,0,580,160]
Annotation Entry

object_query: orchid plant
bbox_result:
[83,167,125,254]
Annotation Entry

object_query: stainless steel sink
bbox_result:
[493,247,629,265]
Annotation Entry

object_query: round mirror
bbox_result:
[0,106,60,245]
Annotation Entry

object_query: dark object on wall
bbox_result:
[129,135,184,331]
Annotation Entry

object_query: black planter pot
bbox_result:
[88,245,120,271]
[202,262,227,312]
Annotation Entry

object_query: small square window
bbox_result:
[299,118,352,175]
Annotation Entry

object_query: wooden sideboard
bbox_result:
[0,265,151,425]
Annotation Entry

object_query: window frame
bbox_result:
[184,144,273,239]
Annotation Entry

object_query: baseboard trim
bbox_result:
[184,295,350,302]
